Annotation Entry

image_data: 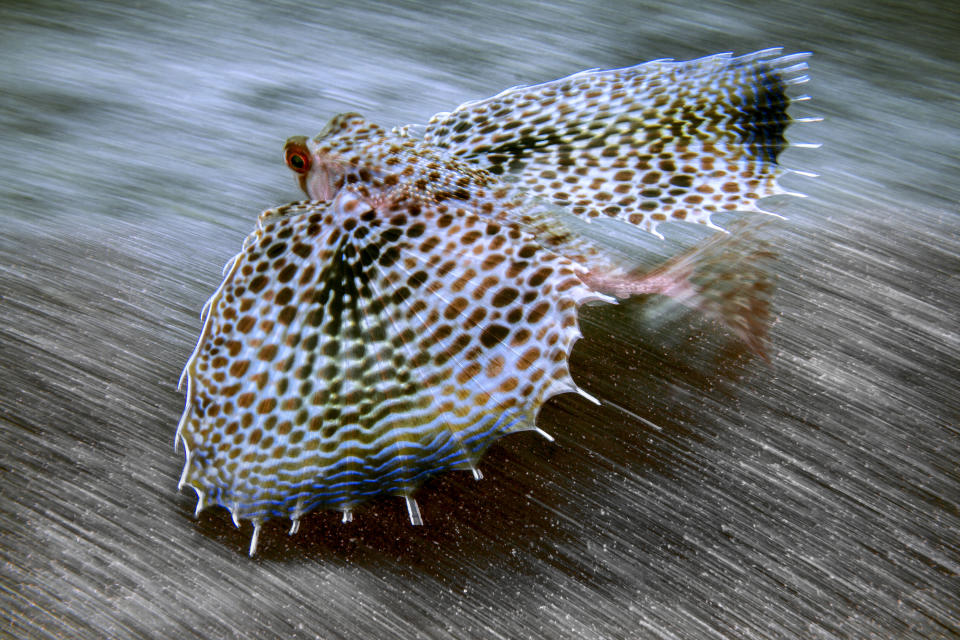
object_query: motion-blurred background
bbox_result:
[2,1,957,638]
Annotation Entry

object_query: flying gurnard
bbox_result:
[175,49,814,555]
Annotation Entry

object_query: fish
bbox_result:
[175,49,814,555]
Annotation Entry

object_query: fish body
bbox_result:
[176,49,812,554]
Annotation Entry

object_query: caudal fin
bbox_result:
[583,222,777,358]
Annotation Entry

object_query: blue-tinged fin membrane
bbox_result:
[201,409,527,521]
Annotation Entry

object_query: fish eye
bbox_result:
[284,137,311,174]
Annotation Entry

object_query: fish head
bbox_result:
[283,113,386,201]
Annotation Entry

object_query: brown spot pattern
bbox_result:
[179,192,593,525]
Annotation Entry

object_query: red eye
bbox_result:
[283,137,311,174]
[288,153,307,171]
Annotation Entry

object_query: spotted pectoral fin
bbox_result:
[424,49,812,237]
[378,200,608,424]
[177,189,607,534]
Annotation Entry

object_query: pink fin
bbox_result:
[583,222,776,359]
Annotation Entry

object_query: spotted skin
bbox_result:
[425,49,810,234]
[179,192,605,526]
[177,49,811,553]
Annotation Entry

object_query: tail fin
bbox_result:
[582,222,777,358]
[425,49,811,237]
